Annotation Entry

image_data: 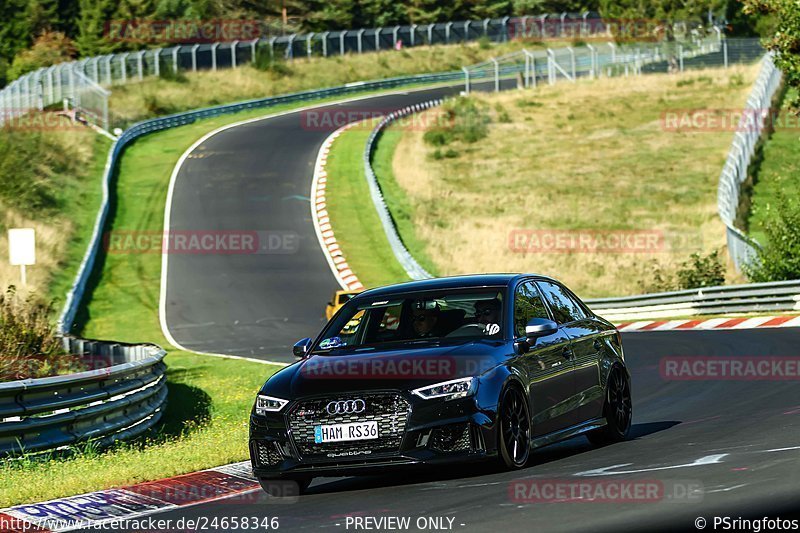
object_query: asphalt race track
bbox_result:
[162,80,512,361]
[156,82,800,531]
[121,328,800,532]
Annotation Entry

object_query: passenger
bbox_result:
[412,301,441,338]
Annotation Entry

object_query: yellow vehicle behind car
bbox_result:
[325,290,361,320]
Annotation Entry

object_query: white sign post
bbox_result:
[8,228,36,286]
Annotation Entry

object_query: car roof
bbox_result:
[356,273,559,299]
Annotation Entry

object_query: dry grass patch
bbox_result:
[390,65,759,298]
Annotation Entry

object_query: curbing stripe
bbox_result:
[1,462,258,532]
[615,315,800,333]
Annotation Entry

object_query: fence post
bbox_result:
[393,26,400,47]
[464,21,471,41]
[211,43,219,71]
[445,22,452,44]
[723,38,728,68]
[357,29,365,53]
[153,49,161,77]
[92,57,100,83]
[608,42,616,63]
[560,12,567,36]
[339,31,345,55]
[679,44,684,71]
[427,23,433,44]
[172,47,179,73]
[568,46,576,80]
[492,57,499,92]
[322,32,329,56]
[411,24,417,46]
[250,39,258,64]
[307,33,314,57]
[119,53,128,84]
[547,48,554,84]
[502,16,510,42]
[523,50,530,87]
[104,55,112,85]
[482,18,490,37]
[231,41,239,67]
[462,66,470,95]
[287,34,296,60]
[375,28,381,50]
[191,44,200,72]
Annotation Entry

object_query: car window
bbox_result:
[537,281,587,324]
[514,281,550,337]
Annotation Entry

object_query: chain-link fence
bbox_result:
[0,12,713,131]
[717,53,782,272]
[462,36,764,92]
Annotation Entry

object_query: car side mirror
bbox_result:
[293,338,313,358]
[525,318,558,340]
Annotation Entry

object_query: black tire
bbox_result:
[497,386,531,469]
[258,477,312,497]
[587,366,632,446]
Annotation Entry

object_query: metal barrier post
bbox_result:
[492,57,499,92]
[232,40,239,67]
[211,43,220,71]
[463,67,470,94]
[191,44,199,72]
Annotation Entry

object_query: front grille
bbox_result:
[430,423,472,452]
[287,393,410,460]
[254,441,283,467]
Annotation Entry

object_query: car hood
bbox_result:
[260,341,508,398]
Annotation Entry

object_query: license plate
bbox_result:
[314,421,379,443]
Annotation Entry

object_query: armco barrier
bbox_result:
[363,100,444,281]
[586,280,800,321]
[0,337,166,456]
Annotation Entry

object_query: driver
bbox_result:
[412,300,441,338]
[474,298,501,327]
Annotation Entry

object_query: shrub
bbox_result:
[158,59,188,83]
[676,250,726,289]
[0,288,81,382]
[7,32,77,81]
[254,45,292,77]
[745,196,800,282]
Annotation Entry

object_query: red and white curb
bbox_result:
[615,315,800,332]
[0,462,260,532]
[310,123,364,292]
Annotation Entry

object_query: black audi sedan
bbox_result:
[249,274,631,495]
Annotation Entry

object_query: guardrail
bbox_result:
[0,337,166,456]
[363,100,445,280]
[587,280,800,321]
[717,53,783,272]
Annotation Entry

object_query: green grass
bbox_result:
[324,124,411,288]
[371,127,441,277]
[0,350,272,507]
[747,88,800,245]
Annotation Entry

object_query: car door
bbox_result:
[513,280,578,437]
[537,281,605,424]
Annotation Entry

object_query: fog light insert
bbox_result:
[256,441,284,467]
[430,423,471,452]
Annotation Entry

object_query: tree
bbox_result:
[7,31,77,81]
[745,196,800,282]
[743,0,800,110]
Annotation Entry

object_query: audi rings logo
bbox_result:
[326,399,366,415]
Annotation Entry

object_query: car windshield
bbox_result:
[313,288,505,353]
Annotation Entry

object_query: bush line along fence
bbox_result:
[0,338,166,456]
[0,12,706,131]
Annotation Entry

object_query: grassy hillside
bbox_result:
[109,39,563,126]
[382,65,759,298]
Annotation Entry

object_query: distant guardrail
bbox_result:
[587,280,800,321]
[0,337,166,456]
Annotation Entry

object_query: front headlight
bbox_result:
[255,394,289,415]
[412,377,476,400]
